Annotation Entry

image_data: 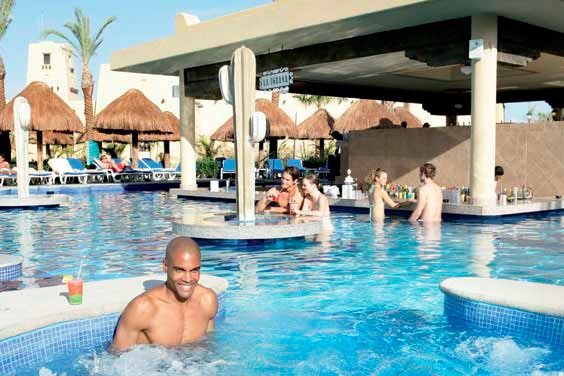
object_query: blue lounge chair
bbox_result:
[138,158,178,181]
[267,159,284,178]
[286,159,306,174]
[92,158,147,183]
[48,158,89,184]
[0,172,16,186]
[220,159,236,179]
[67,158,106,183]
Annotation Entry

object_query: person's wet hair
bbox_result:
[495,165,504,177]
[284,166,299,181]
[420,163,436,179]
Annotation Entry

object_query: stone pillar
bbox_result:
[231,46,256,222]
[446,115,457,127]
[14,97,31,199]
[179,70,197,190]
[470,15,498,206]
[496,103,505,123]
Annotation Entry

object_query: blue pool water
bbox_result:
[1,191,563,375]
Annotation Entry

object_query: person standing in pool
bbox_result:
[365,168,399,223]
[409,163,442,222]
[111,236,218,351]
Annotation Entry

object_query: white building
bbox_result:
[26,41,84,121]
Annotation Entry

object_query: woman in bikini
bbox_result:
[366,168,399,223]
[295,174,330,218]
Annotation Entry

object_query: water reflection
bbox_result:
[413,221,442,261]
[470,229,497,278]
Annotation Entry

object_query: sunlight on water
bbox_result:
[3,192,563,375]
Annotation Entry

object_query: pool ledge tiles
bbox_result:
[0,255,23,281]
[440,277,564,345]
[0,274,229,375]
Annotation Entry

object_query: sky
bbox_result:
[0,0,552,123]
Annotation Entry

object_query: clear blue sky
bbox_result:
[0,0,551,123]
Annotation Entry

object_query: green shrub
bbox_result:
[196,157,219,178]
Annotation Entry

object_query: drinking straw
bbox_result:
[77,257,85,280]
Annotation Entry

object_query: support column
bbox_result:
[231,46,256,222]
[163,141,170,168]
[36,131,43,171]
[496,103,505,123]
[131,131,139,168]
[179,70,197,190]
[470,14,498,206]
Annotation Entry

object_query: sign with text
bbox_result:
[259,67,294,93]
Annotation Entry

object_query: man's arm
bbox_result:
[409,187,427,222]
[110,295,155,352]
[201,288,219,332]
[256,188,277,213]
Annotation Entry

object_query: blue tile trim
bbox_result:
[0,263,22,281]
[444,293,564,346]
[0,292,226,375]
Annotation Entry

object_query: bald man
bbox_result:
[110,237,218,352]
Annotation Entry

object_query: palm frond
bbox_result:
[0,0,15,41]
[42,8,115,65]
[42,29,80,54]
[93,16,116,48]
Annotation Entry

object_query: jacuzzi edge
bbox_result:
[0,273,228,341]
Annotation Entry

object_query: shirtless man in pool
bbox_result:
[110,237,218,351]
[409,163,443,222]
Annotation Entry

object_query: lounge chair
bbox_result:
[67,158,106,183]
[138,158,178,181]
[27,168,56,185]
[267,159,284,178]
[92,158,147,183]
[47,158,89,184]
[286,159,306,174]
[220,159,236,179]
[0,170,16,186]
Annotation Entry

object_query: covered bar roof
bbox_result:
[111,0,564,114]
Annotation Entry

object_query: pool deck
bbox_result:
[170,189,564,217]
[0,274,228,341]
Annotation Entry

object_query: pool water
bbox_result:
[1,191,563,375]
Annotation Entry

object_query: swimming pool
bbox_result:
[1,191,563,375]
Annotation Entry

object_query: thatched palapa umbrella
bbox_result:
[332,100,400,136]
[0,81,83,170]
[139,111,179,168]
[297,108,334,161]
[211,98,298,159]
[93,89,172,168]
[393,107,422,128]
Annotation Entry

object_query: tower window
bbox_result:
[43,53,51,65]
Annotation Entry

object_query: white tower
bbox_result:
[26,41,80,102]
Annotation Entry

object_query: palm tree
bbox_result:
[42,9,116,155]
[0,0,15,159]
[294,95,347,109]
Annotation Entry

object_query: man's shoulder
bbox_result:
[195,284,218,315]
[126,287,162,315]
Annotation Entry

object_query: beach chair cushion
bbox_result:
[222,159,236,173]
